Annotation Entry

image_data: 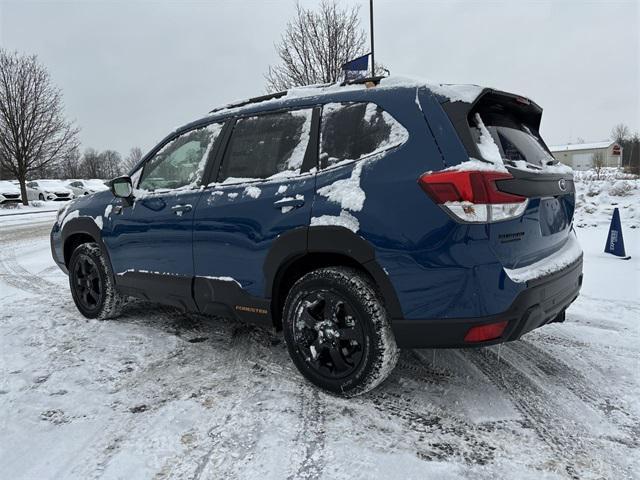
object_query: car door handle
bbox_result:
[171,204,193,216]
[273,198,305,209]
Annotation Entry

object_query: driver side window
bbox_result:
[139,123,223,191]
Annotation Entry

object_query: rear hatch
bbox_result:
[440,90,578,275]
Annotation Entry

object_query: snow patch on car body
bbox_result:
[200,275,242,287]
[276,185,289,195]
[59,209,79,228]
[279,194,304,213]
[317,162,365,212]
[310,211,360,233]
[243,186,261,199]
[504,232,583,283]
[474,113,504,166]
[443,158,509,174]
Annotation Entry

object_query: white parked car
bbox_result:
[66,179,109,196]
[26,180,74,201]
[0,180,22,204]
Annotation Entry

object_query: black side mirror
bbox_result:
[110,176,133,198]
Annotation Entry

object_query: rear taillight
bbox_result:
[418,170,528,223]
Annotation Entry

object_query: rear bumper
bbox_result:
[392,255,583,348]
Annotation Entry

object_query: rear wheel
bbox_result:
[38,193,44,201]
[69,243,126,319]
[283,267,399,396]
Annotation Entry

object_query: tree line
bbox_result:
[33,146,143,181]
[0,49,142,205]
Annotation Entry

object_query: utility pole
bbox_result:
[369,0,375,77]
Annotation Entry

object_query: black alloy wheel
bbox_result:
[68,242,126,320]
[71,253,103,312]
[283,267,399,396]
[293,290,365,380]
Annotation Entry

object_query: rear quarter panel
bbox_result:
[312,88,524,320]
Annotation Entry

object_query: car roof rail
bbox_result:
[208,75,390,114]
[209,91,288,114]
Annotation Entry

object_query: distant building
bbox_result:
[549,140,622,170]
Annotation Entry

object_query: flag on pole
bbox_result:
[604,207,631,259]
[342,53,370,81]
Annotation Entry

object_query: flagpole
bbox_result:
[369,0,375,77]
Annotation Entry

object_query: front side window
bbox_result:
[217,109,313,182]
[139,123,223,191]
[319,102,408,169]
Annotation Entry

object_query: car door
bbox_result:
[192,107,318,319]
[102,122,224,309]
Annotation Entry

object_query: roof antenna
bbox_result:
[369,0,375,77]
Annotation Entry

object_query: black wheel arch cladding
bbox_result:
[264,225,404,322]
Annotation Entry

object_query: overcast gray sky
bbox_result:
[1,0,638,155]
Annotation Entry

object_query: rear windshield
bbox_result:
[470,111,554,167]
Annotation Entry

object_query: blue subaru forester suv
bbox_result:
[51,76,583,396]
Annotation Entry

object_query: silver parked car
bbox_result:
[66,179,109,196]
[26,180,74,201]
[0,180,22,204]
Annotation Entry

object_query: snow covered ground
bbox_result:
[1,202,638,479]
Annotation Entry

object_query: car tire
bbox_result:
[68,242,126,320]
[38,193,44,201]
[283,266,399,397]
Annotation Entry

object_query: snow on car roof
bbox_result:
[206,75,487,118]
[35,179,68,186]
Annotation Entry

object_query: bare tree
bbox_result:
[122,147,144,173]
[611,123,630,144]
[265,0,374,92]
[592,151,605,180]
[99,150,123,179]
[80,148,100,178]
[0,49,79,205]
[625,132,640,175]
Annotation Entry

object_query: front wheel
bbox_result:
[283,267,399,397]
[68,242,126,319]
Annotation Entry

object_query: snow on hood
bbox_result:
[0,181,21,194]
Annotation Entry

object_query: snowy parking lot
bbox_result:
[0,209,638,479]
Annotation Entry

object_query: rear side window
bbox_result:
[217,109,313,182]
[139,123,223,191]
[319,102,408,169]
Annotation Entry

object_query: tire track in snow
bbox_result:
[0,225,58,295]
[190,324,269,480]
[287,386,327,480]
[366,387,498,467]
[0,245,54,295]
[461,347,616,479]
[507,339,640,445]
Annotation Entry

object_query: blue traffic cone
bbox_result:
[604,208,631,259]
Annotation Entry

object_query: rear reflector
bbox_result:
[418,170,528,223]
[464,321,508,343]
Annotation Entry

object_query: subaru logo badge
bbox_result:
[558,179,567,191]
